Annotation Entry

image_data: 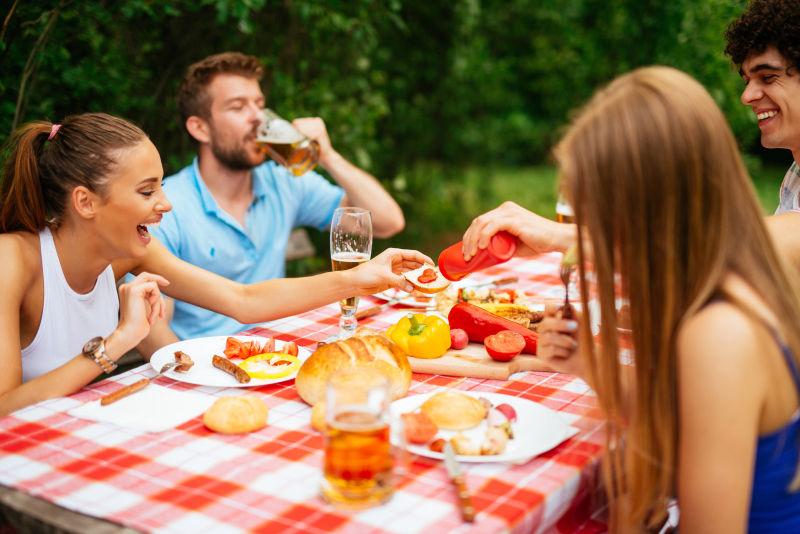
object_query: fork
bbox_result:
[559,263,575,319]
[155,361,178,378]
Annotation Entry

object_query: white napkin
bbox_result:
[69,384,215,432]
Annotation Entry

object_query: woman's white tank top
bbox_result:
[20,227,119,382]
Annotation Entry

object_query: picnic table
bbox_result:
[0,254,607,533]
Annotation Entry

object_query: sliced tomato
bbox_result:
[401,412,438,444]
[429,438,447,453]
[417,268,437,284]
[280,341,298,356]
[224,337,274,359]
[484,330,525,362]
[224,337,245,359]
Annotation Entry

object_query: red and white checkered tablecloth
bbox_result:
[0,254,607,533]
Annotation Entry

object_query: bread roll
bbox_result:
[295,327,411,406]
[420,391,487,430]
[203,396,268,434]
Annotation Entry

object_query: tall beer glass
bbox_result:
[256,109,320,176]
[322,368,393,507]
[330,207,372,338]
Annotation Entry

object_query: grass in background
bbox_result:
[387,164,559,258]
[749,163,785,214]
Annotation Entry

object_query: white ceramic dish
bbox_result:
[373,289,433,308]
[390,391,578,463]
[150,335,310,388]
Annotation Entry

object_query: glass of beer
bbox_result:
[555,190,575,224]
[322,368,393,507]
[330,207,372,338]
[256,108,320,176]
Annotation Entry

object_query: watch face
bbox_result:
[83,336,103,355]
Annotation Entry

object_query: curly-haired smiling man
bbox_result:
[725,1,800,263]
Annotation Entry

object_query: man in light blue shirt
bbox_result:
[149,52,405,342]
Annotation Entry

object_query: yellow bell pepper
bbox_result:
[239,353,300,380]
[386,313,451,359]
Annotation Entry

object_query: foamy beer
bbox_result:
[256,109,320,176]
[321,369,393,507]
[556,192,575,224]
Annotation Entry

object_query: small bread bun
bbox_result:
[420,391,487,430]
[203,396,268,434]
[403,266,451,294]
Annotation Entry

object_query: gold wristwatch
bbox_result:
[82,336,118,374]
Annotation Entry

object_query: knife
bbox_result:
[355,297,402,320]
[443,441,476,522]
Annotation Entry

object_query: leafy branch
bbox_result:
[12,1,64,132]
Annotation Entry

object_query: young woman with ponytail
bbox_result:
[0,113,428,416]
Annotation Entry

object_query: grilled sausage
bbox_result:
[212,354,251,384]
[100,378,150,406]
[173,351,195,372]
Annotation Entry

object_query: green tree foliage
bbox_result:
[2,0,754,169]
[1,0,756,259]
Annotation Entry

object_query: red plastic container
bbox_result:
[437,231,517,281]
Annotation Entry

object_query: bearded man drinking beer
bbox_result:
[149,52,405,341]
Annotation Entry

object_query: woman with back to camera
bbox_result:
[462,67,800,532]
[0,113,429,417]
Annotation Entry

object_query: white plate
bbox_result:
[373,289,433,308]
[150,336,311,388]
[390,391,578,463]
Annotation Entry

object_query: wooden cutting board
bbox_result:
[408,343,551,380]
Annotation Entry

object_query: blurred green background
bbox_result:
[1,0,792,273]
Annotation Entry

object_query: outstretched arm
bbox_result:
[132,239,431,325]
[294,117,405,238]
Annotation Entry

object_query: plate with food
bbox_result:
[435,285,545,331]
[390,390,577,463]
[373,288,436,308]
[149,335,311,388]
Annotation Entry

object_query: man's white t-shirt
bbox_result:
[776,161,800,214]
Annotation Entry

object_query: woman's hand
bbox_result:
[112,273,170,355]
[461,201,576,262]
[537,305,584,377]
[348,248,433,296]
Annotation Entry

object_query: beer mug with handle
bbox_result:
[256,108,320,176]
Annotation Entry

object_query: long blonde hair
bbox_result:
[555,66,800,530]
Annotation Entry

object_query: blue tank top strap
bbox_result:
[778,339,800,392]
[708,291,800,390]
[756,321,800,392]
